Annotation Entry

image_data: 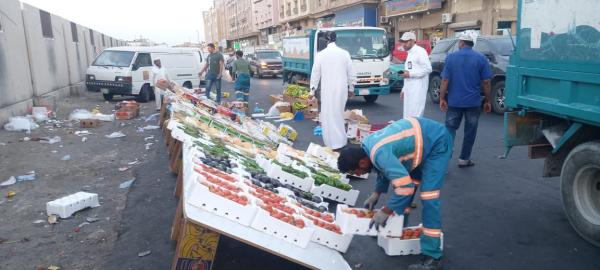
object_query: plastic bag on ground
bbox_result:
[32,107,49,122]
[69,109,93,121]
[4,116,39,132]
[40,136,61,144]
[69,109,114,122]
[105,131,126,139]
[266,101,288,117]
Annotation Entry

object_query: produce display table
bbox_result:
[168,138,351,270]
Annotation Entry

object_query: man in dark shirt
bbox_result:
[439,34,492,168]
[199,43,225,103]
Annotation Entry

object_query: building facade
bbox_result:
[201,0,519,49]
[253,0,280,45]
[224,0,260,48]
[382,0,517,43]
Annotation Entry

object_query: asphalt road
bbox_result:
[105,76,600,270]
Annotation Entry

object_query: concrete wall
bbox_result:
[0,0,125,124]
[0,0,34,120]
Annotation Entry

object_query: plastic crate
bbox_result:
[46,192,101,218]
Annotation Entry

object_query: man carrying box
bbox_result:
[337,117,452,270]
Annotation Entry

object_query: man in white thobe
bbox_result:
[152,58,171,111]
[310,31,356,150]
[399,32,432,118]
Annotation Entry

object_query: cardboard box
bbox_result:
[80,119,100,128]
[303,109,319,120]
[115,110,137,120]
[276,104,292,113]
[270,94,284,104]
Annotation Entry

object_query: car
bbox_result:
[247,49,283,78]
[428,36,515,114]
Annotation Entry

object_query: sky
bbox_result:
[20,0,213,45]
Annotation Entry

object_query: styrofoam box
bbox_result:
[311,184,360,206]
[186,177,258,226]
[377,226,444,256]
[46,192,101,218]
[266,163,314,192]
[309,224,354,253]
[335,204,404,236]
[250,208,315,248]
[255,154,272,172]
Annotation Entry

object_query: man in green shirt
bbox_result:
[199,43,225,103]
[232,50,251,102]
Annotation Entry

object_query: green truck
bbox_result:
[282,27,391,103]
[504,0,600,246]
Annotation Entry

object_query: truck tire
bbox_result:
[561,141,600,247]
[364,95,378,103]
[492,81,507,114]
[102,93,113,101]
[429,75,441,104]
[183,81,192,89]
[258,69,263,79]
[137,84,151,103]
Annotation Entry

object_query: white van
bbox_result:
[86,46,203,102]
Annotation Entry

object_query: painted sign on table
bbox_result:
[385,0,442,17]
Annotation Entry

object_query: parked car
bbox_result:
[248,49,283,78]
[428,36,514,114]
[86,47,203,102]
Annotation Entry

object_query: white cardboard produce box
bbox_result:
[250,208,315,248]
[266,163,314,192]
[186,177,258,226]
[377,226,444,256]
[309,224,354,253]
[335,204,404,236]
[311,184,360,206]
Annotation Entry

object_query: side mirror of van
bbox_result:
[132,63,139,71]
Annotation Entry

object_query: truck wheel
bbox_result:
[561,141,600,247]
[102,93,113,101]
[183,81,192,89]
[258,69,263,79]
[429,75,441,104]
[364,95,378,103]
[492,81,507,114]
[137,84,151,103]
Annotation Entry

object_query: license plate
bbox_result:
[101,88,109,94]
[359,89,370,96]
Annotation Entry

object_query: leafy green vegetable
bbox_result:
[273,160,309,179]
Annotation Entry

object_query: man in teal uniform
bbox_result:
[337,117,452,270]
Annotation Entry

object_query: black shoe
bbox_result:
[408,256,443,270]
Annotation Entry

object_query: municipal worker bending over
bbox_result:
[337,117,452,270]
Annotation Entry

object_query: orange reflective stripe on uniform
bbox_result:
[394,187,414,196]
[407,117,423,169]
[422,227,442,237]
[391,176,412,187]
[399,153,415,162]
[421,190,440,200]
[369,129,416,162]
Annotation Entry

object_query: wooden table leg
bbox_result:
[174,163,183,198]
[171,219,220,270]
[170,141,182,173]
[171,199,183,242]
